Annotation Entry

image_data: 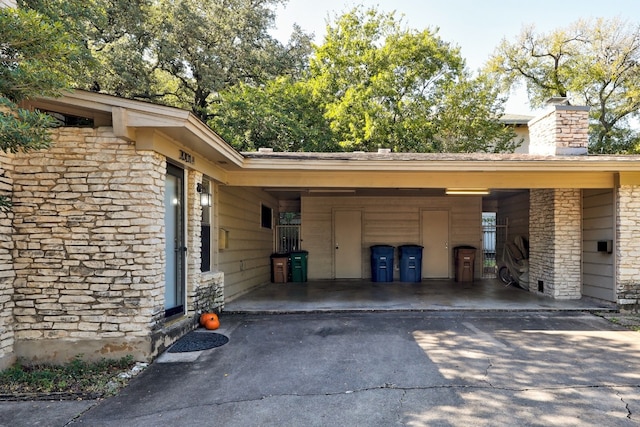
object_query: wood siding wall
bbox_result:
[218,186,278,300]
[582,189,615,301]
[301,196,482,280]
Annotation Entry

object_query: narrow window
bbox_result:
[261,203,273,229]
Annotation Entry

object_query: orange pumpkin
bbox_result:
[204,317,220,330]
[199,312,218,326]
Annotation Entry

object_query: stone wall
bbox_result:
[11,127,166,363]
[529,189,582,299]
[0,150,15,369]
[616,185,640,311]
[528,105,590,156]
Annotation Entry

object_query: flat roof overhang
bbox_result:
[228,153,640,189]
[23,91,640,190]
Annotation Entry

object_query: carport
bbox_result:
[218,103,637,310]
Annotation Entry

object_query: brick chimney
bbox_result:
[527,98,590,156]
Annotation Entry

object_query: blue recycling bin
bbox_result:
[370,245,395,282]
[399,245,423,282]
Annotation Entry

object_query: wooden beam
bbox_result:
[616,172,640,186]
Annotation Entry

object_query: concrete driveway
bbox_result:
[49,311,639,426]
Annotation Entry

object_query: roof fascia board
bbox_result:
[35,90,244,169]
[240,157,640,173]
[225,170,614,189]
[136,128,228,183]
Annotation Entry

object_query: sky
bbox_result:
[271,0,640,115]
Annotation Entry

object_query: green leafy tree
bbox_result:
[23,0,312,122]
[434,72,521,153]
[216,7,516,153]
[307,7,516,152]
[19,0,159,97]
[0,7,88,209]
[210,77,337,152]
[488,18,640,153]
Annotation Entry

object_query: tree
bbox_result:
[22,0,312,122]
[307,7,516,152]
[487,18,640,153]
[210,77,337,152]
[0,7,89,209]
[212,6,517,153]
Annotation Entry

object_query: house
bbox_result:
[1,90,639,369]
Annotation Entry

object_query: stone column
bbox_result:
[529,189,582,299]
[616,185,640,311]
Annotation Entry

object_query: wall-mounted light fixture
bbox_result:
[445,188,490,195]
[196,182,212,207]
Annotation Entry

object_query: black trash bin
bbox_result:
[399,245,423,282]
[289,250,309,282]
[370,245,395,282]
[454,246,476,282]
[270,253,289,283]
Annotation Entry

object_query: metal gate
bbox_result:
[275,225,301,253]
[482,214,508,278]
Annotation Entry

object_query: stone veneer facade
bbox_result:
[528,104,590,156]
[6,127,224,364]
[528,189,582,299]
[525,103,590,301]
[0,151,15,369]
[616,185,640,311]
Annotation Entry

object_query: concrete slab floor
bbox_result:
[223,279,617,313]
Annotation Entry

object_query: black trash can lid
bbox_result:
[271,252,289,258]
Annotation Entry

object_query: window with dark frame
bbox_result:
[261,203,273,229]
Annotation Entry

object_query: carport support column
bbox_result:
[616,185,640,312]
[529,189,582,299]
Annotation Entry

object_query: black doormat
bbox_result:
[168,332,229,353]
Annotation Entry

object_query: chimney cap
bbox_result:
[545,96,570,106]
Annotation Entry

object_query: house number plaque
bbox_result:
[179,150,195,164]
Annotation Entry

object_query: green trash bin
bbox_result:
[289,250,308,282]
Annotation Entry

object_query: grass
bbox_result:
[0,355,141,400]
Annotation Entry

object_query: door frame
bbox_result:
[164,162,187,318]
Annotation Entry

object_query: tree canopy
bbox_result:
[18,2,518,153]
[487,18,640,153]
[213,7,518,153]
[21,0,312,122]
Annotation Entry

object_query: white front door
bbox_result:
[421,210,450,278]
[334,210,362,278]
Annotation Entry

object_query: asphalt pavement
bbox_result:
[2,311,639,426]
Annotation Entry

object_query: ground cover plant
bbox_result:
[0,355,140,400]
